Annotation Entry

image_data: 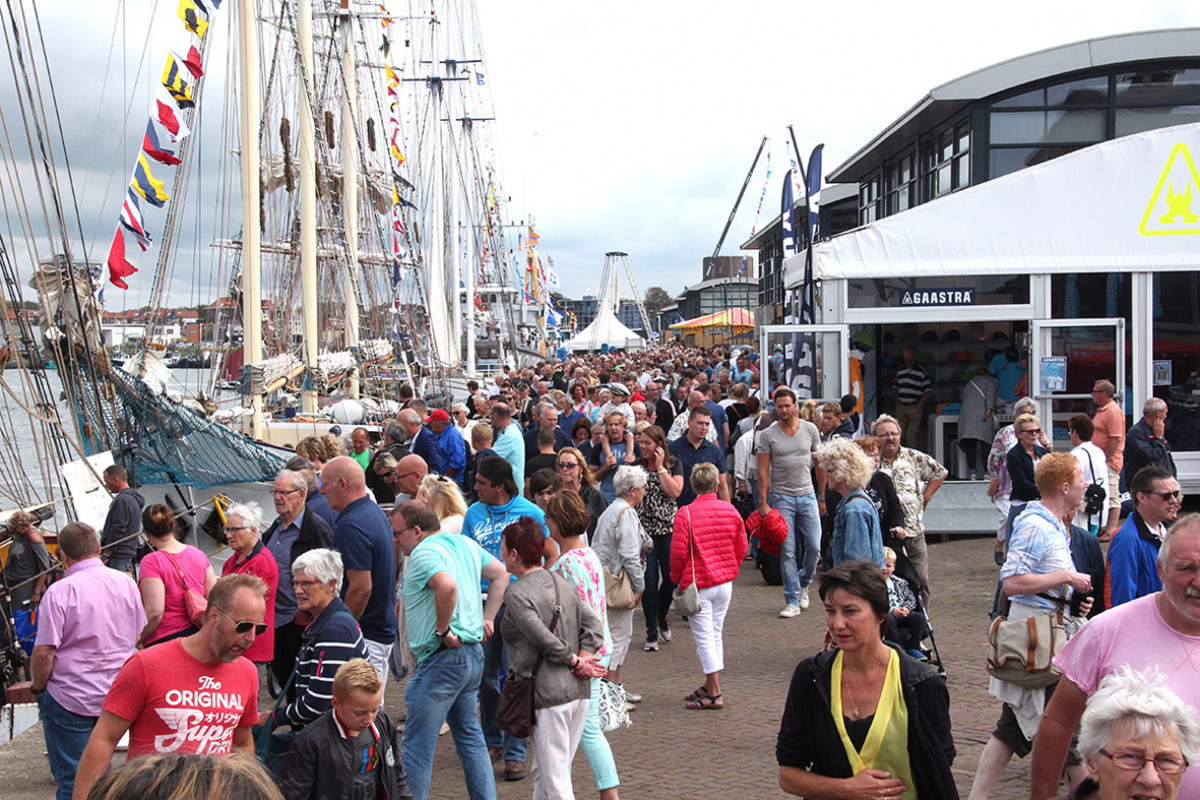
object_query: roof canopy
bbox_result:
[669,308,755,333]
[787,122,1200,284]
[566,304,645,352]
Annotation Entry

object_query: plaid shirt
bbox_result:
[878,447,947,538]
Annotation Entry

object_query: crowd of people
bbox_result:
[5,342,1198,800]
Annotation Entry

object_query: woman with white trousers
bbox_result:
[670,462,747,710]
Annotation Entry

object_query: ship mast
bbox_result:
[298,0,320,413]
[237,0,263,437]
[340,0,360,398]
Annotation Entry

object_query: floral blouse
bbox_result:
[550,547,612,659]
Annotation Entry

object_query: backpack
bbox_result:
[1081,448,1106,518]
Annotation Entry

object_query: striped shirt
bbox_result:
[277,598,368,728]
[895,364,930,405]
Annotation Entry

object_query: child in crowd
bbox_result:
[881,546,929,660]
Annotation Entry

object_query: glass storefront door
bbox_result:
[1031,318,1126,446]
[759,324,849,403]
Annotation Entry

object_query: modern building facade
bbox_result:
[749,28,1200,489]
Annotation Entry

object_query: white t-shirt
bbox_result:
[1054,593,1200,799]
[1070,441,1109,530]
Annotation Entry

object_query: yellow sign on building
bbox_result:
[1139,143,1200,236]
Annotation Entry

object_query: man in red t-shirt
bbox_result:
[72,573,266,800]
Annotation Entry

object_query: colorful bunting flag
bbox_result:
[171,45,204,79]
[162,54,195,109]
[106,229,138,289]
[142,120,181,166]
[119,190,153,251]
[155,93,190,141]
[132,154,169,207]
[178,0,209,38]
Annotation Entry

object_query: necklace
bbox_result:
[841,653,889,720]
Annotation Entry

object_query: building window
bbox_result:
[859,173,882,226]
[988,74,1109,179]
[922,119,970,200]
[1152,272,1200,453]
[885,152,917,215]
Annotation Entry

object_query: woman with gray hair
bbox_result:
[1054,666,1198,800]
[219,502,278,664]
[592,465,649,703]
[270,549,368,728]
[817,438,884,568]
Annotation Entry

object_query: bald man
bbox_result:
[395,454,429,503]
[321,457,398,691]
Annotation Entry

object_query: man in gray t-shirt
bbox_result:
[756,387,825,618]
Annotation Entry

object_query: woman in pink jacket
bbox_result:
[671,462,748,710]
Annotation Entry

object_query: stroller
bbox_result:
[882,533,945,676]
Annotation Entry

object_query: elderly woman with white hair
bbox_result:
[218,502,278,664]
[269,548,369,728]
[816,438,884,568]
[592,465,649,702]
[1053,667,1198,800]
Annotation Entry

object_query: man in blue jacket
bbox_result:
[1123,397,1177,482]
[1106,464,1181,607]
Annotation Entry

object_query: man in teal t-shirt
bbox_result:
[391,500,506,800]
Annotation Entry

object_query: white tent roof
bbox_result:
[566,304,645,352]
[786,121,1200,285]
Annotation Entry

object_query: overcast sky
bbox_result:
[3,0,1198,312]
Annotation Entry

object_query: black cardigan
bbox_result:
[777,645,959,799]
[1006,444,1048,503]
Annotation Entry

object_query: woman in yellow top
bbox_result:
[776,560,958,799]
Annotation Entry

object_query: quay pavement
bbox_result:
[1,534,1049,799]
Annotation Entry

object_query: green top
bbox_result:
[351,449,372,471]
[403,532,492,662]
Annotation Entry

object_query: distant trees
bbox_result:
[643,286,673,316]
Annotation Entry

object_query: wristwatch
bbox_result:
[30,685,43,696]
[435,628,451,639]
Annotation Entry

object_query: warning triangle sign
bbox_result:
[1139,143,1200,236]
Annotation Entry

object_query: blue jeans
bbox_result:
[770,492,821,606]
[641,533,675,635]
[38,691,97,800]
[479,605,527,762]
[105,556,133,573]
[401,643,496,800]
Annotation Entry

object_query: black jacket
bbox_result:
[366,443,410,504]
[281,707,412,800]
[1006,444,1048,503]
[777,645,958,799]
[263,508,334,572]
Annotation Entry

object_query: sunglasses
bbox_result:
[1020,428,1042,435]
[218,608,268,636]
[1148,489,1182,501]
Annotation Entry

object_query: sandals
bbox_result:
[686,692,723,710]
[684,686,709,702]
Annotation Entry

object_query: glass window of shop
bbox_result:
[1152,272,1200,453]
[846,274,1029,309]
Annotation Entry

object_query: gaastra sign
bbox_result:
[899,288,977,307]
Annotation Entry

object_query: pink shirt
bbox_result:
[1055,593,1200,798]
[35,558,146,716]
[140,545,211,643]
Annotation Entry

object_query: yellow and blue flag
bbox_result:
[178,0,209,37]
[162,54,195,109]
[132,154,169,207]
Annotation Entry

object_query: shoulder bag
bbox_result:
[164,550,208,627]
[602,507,638,610]
[671,508,702,617]
[497,575,561,738]
[985,588,1067,689]
[597,678,632,732]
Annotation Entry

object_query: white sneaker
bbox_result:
[778,604,802,618]
[799,588,810,611]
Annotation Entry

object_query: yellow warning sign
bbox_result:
[1139,143,1200,236]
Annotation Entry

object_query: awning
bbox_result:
[669,308,755,333]
[785,121,1200,285]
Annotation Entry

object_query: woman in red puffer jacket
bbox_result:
[670,462,748,710]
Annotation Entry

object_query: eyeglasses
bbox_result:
[271,488,304,497]
[225,525,255,533]
[395,471,420,482]
[291,579,322,592]
[876,431,901,438]
[558,462,579,470]
[1148,489,1182,501]
[217,608,268,636]
[1020,428,1042,435]
[1098,748,1189,774]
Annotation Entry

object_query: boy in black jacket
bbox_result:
[282,659,413,800]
